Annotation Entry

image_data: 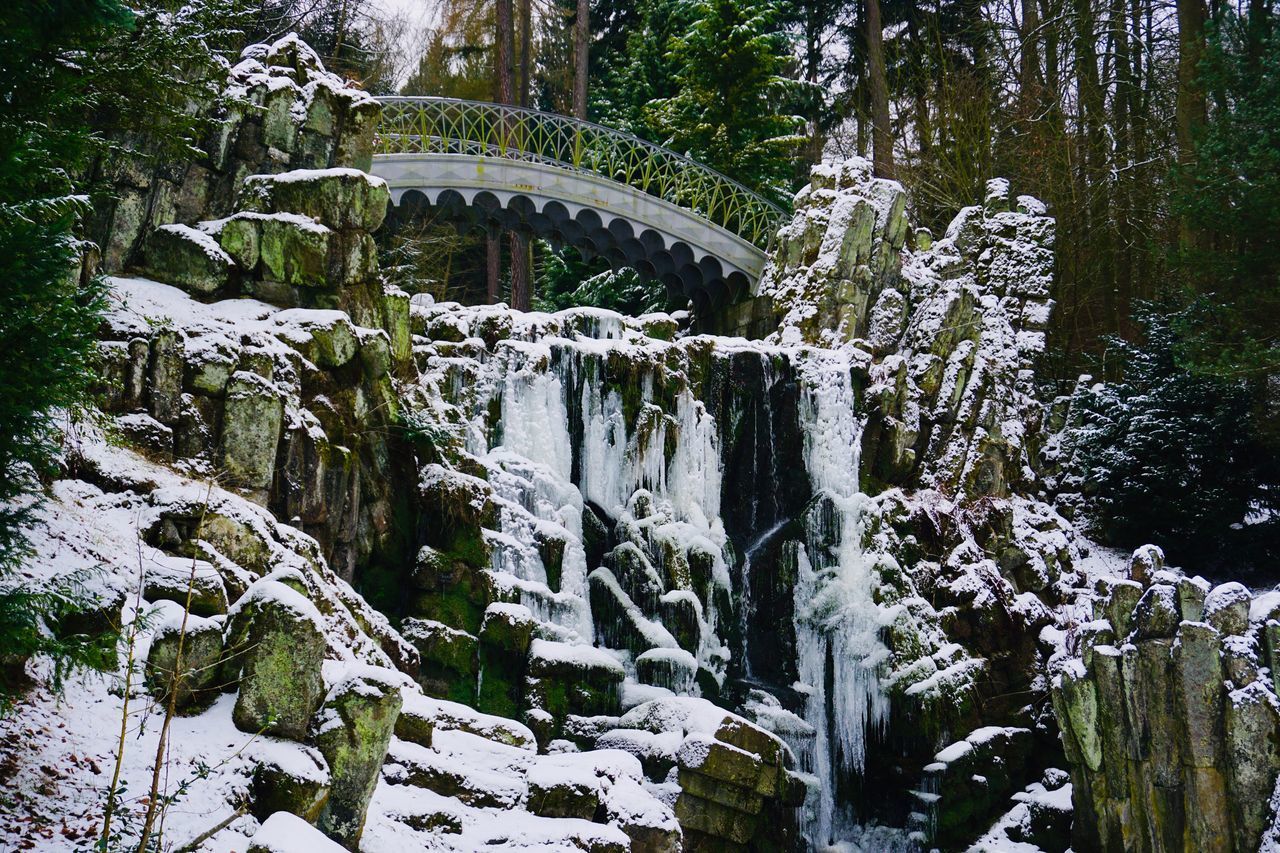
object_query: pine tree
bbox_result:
[1171,10,1280,380]
[1062,309,1279,574]
[0,0,239,705]
[0,0,135,704]
[649,0,806,198]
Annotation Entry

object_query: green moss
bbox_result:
[410,584,486,636]
[316,673,402,847]
[357,560,402,619]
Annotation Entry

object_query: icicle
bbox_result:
[791,349,891,846]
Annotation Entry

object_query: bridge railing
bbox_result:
[375,97,786,250]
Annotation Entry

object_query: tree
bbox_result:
[574,0,590,118]
[781,0,845,169]
[650,0,806,198]
[0,0,131,704]
[1176,0,1208,166]
[242,0,405,90]
[1061,309,1279,575]
[865,0,896,177]
[1171,8,1280,382]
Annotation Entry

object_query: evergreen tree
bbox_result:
[589,0,690,137]
[1062,309,1279,576]
[0,0,239,705]
[536,248,666,315]
[1171,10,1280,380]
[648,0,806,198]
[0,0,134,704]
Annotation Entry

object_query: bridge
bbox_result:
[371,97,786,310]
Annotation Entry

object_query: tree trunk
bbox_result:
[573,0,589,119]
[804,1,824,167]
[1020,0,1041,112]
[518,0,533,107]
[865,0,895,178]
[1110,0,1134,332]
[907,11,932,160]
[1074,0,1115,335]
[495,0,521,307]
[487,232,501,303]
[496,0,516,105]
[510,233,531,310]
[1175,0,1206,164]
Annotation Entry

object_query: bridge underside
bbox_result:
[371,154,765,312]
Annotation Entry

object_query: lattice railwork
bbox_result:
[376,97,786,249]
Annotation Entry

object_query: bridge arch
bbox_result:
[371,98,786,311]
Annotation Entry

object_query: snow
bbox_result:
[258,166,388,189]
[1205,581,1252,619]
[228,577,326,632]
[529,638,626,676]
[4,143,1093,853]
[249,812,346,852]
[154,223,233,265]
[401,692,538,751]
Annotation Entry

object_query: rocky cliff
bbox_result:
[7,32,1280,853]
[1053,547,1280,852]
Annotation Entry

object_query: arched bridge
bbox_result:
[371,97,786,310]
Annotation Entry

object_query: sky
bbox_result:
[369,0,440,85]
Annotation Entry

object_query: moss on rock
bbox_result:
[315,667,403,849]
[228,580,327,740]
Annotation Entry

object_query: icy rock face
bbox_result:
[95,34,380,272]
[757,162,1055,500]
[92,41,408,578]
[58,116,1090,850]
[1053,558,1280,852]
[404,277,1079,847]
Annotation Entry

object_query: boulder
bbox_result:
[382,286,412,366]
[217,214,260,269]
[1205,582,1251,636]
[248,811,346,853]
[479,602,537,656]
[221,371,284,493]
[1177,575,1210,622]
[1224,682,1280,851]
[603,776,682,853]
[250,744,330,822]
[316,667,404,849]
[1130,584,1179,640]
[476,602,535,719]
[241,168,389,233]
[257,214,331,289]
[606,542,665,614]
[274,309,358,369]
[400,617,478,705]
[228,580,327,740]
[526,639,625,721]
[635,648,698,694]
[526,757,604,820]
[143,224,232,296]
[145,613,224,710]
[588,568,678,655]
[1127,544,1164,585]
[397,692,537,751]
[142,555,228,616]
[384,734,526,809]
[148,328,185,425]
[1173,621,1224,767]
